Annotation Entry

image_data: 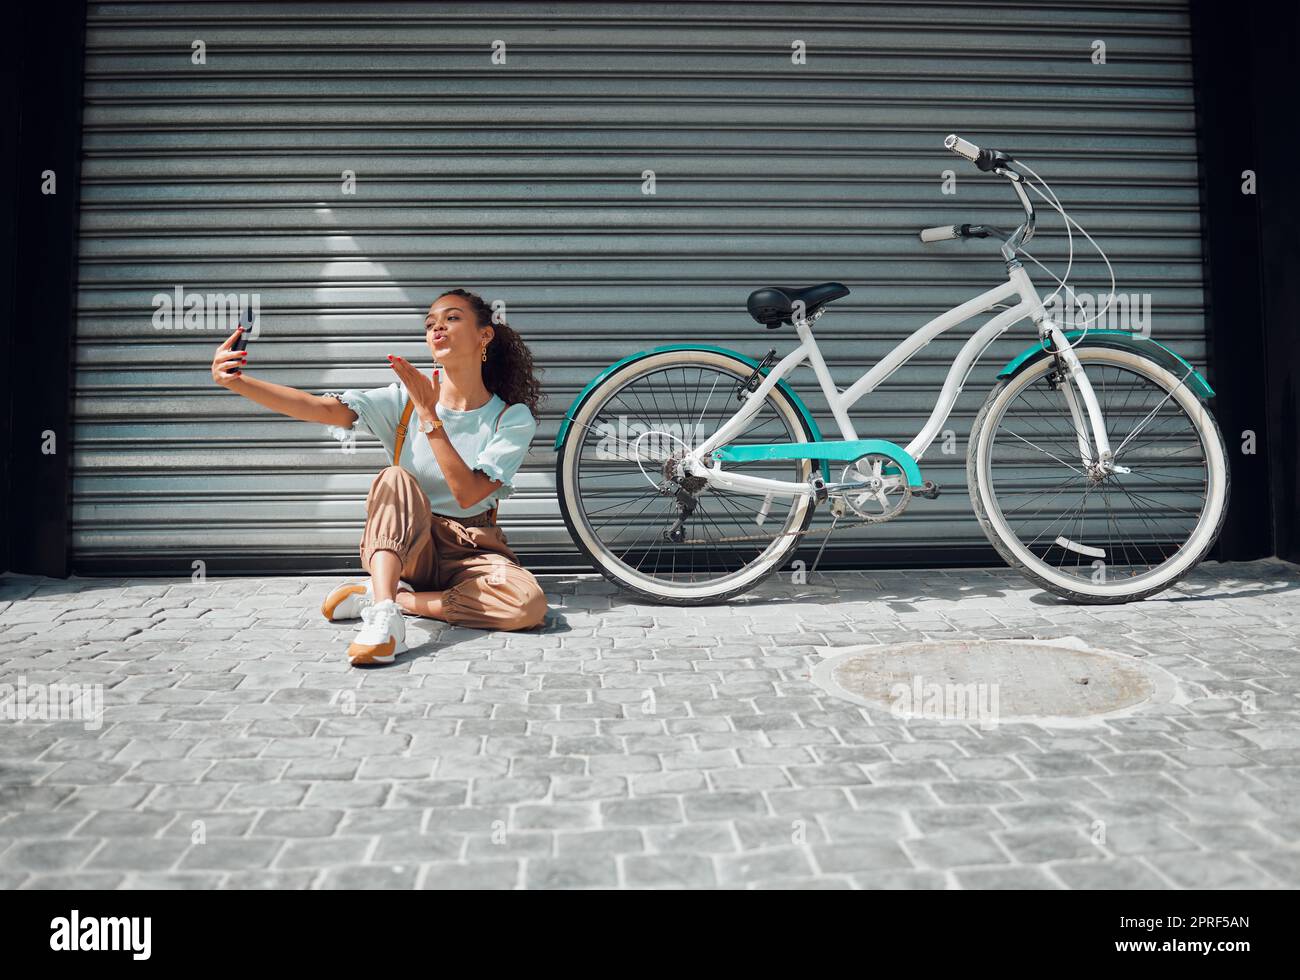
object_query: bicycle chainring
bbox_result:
[837,453,912,523]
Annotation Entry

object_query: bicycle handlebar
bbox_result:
[923,136,1034,251]
[918,222,999,244]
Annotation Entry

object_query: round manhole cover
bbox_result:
[811,637,1181,728]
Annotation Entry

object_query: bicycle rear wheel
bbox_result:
[969,347,1229,603]
[557,349,816,605]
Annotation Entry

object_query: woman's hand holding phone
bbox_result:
[212,327,248,388]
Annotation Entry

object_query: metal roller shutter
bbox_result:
[72,0,1208,573]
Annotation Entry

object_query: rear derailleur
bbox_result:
[658,451,708,542]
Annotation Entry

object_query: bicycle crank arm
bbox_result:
[821,477,913,496]
[821,478,876,495]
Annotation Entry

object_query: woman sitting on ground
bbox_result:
[210,288,547,665]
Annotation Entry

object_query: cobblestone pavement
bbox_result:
[1,559,1298,890]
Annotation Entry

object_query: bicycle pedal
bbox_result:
[917,480,941,499]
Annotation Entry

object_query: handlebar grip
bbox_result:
[919,225,960,243]
[945,134,1016,174]
[945,134,980,162]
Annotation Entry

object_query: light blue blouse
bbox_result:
[326,382,536,519]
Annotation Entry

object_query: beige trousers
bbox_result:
[359,466,547,631]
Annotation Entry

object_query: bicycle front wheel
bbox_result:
[557,349,816,605]
[969,347,1229,603]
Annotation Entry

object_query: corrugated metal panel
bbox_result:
[71,0,1207,572]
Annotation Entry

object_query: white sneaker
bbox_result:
[321,579,412,622]
[346,599,406,666]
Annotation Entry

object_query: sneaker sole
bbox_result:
[321,583,367,622]
[347,636,404,666]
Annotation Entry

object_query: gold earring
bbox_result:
[481,343,488,362]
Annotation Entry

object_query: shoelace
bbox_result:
[367,602,397,634]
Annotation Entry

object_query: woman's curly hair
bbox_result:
[437,288,544,416]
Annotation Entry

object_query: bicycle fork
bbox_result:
[1040,322,1127,479]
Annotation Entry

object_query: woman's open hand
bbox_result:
[388,354,440,421]
[212,327,246,388]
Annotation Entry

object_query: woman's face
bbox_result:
[424,295,492,365]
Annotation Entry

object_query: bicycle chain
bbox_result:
[676,511,879,545]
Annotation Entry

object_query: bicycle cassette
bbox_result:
[837,453,912,522]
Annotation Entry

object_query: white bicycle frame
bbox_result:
[686,264,1115,499]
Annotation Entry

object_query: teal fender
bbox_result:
[554,344,832,481]
[997,330,1215,399]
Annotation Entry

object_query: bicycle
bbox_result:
[554,135,1229,606]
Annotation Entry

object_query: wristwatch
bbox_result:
[416,413,443,434]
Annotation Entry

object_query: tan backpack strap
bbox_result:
[393,398,415,466]
[486,402,510,525]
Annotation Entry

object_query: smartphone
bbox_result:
[232,304,255,353]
